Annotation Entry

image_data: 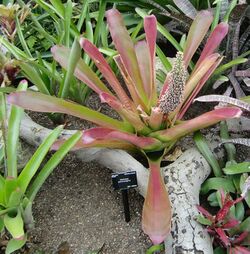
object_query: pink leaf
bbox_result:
[7,91,133,132]
[148,107,164,130]
[216,199,236,222]
[215,228,230,247]
[82,127,163,151]
[134,40,152,99]
[216,196,244,222]
[79,38,134,110]
[178,56,223,119]
[106,9,148,105]
[196,22,229,69]
[152,107,242,142]
[159,73,171,101]
[142,159,172,244]
[182,53,221,103]
[232,231,249,245]
[196,205,213,220]
[222,218,240,229]
[233,246,250,254]
[183,10,213,67]
[100,92,150,134]
[51,135,135,151]
[144,15,157,103]
[113,55,145,109]
[51,45,111,95]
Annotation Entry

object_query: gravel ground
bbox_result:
[30,153,152,254]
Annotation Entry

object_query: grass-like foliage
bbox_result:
[0,81,81,253]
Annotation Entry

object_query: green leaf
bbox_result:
[7,81,28,178]
[5,235,27,254]
[156,45,172,72]
[76,0,88,31]
[0,87,16,94]
[220,121,236,162]
[15,16,32,57]
[17,125,63,194]
[8,91,133,132]
[213,57,247,76]
[214,246,226,254]
[50,0,65,18]
[223,162,250,175]
[59,38,81,99]
[64,0,73,47]
[146,243,165,254]
[0,174,5,205]
[19,62,50,95]
[93,0,106,45]
[194,131,222,177]
[235,201,245,222]
[0,36,28,60]
[7,188,23,208]
[207,191,219,206]
[211,0,221,31]
[0,217,4,232]
[222,0,237,23]
[4,208,24,240]
[196,215,212,226]
[4,178,18,207]
[201,177,235,194]
[83,15,93,65]
[27,131,82,202]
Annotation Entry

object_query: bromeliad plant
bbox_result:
[0,80,81,253]
[197,189,250,254]
[194,120,250,253]
[8,9,242,244]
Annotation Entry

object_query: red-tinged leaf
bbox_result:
[232,246,250,254]
[100,92,150,134]
[82,127,163,151]
[196,205,213,220]
[106,9,147,105]
[215,228,230,247]
[113,55,144,108]
[216,195,243,221]
[148,107,163,130]
[159,73,171,101]
[79,38,134,111]
[144,15,157,103]
[183,10,213,67]
[142,159,172,244]
[232,231,249,245]
[207,228,216,236]
[196,23,229,69]
[134,40,152,100]
[216,199,235,222]
[178,57,223,119]
[151,107,242,142]
[182,53,220,103]
[7,91,133,132]
[51,136,136,151]
[51,45,112,96]
[222,218,240,229]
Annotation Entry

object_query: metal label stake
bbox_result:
[112,171,138,222]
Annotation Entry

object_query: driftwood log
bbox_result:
[19,112,213,254]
